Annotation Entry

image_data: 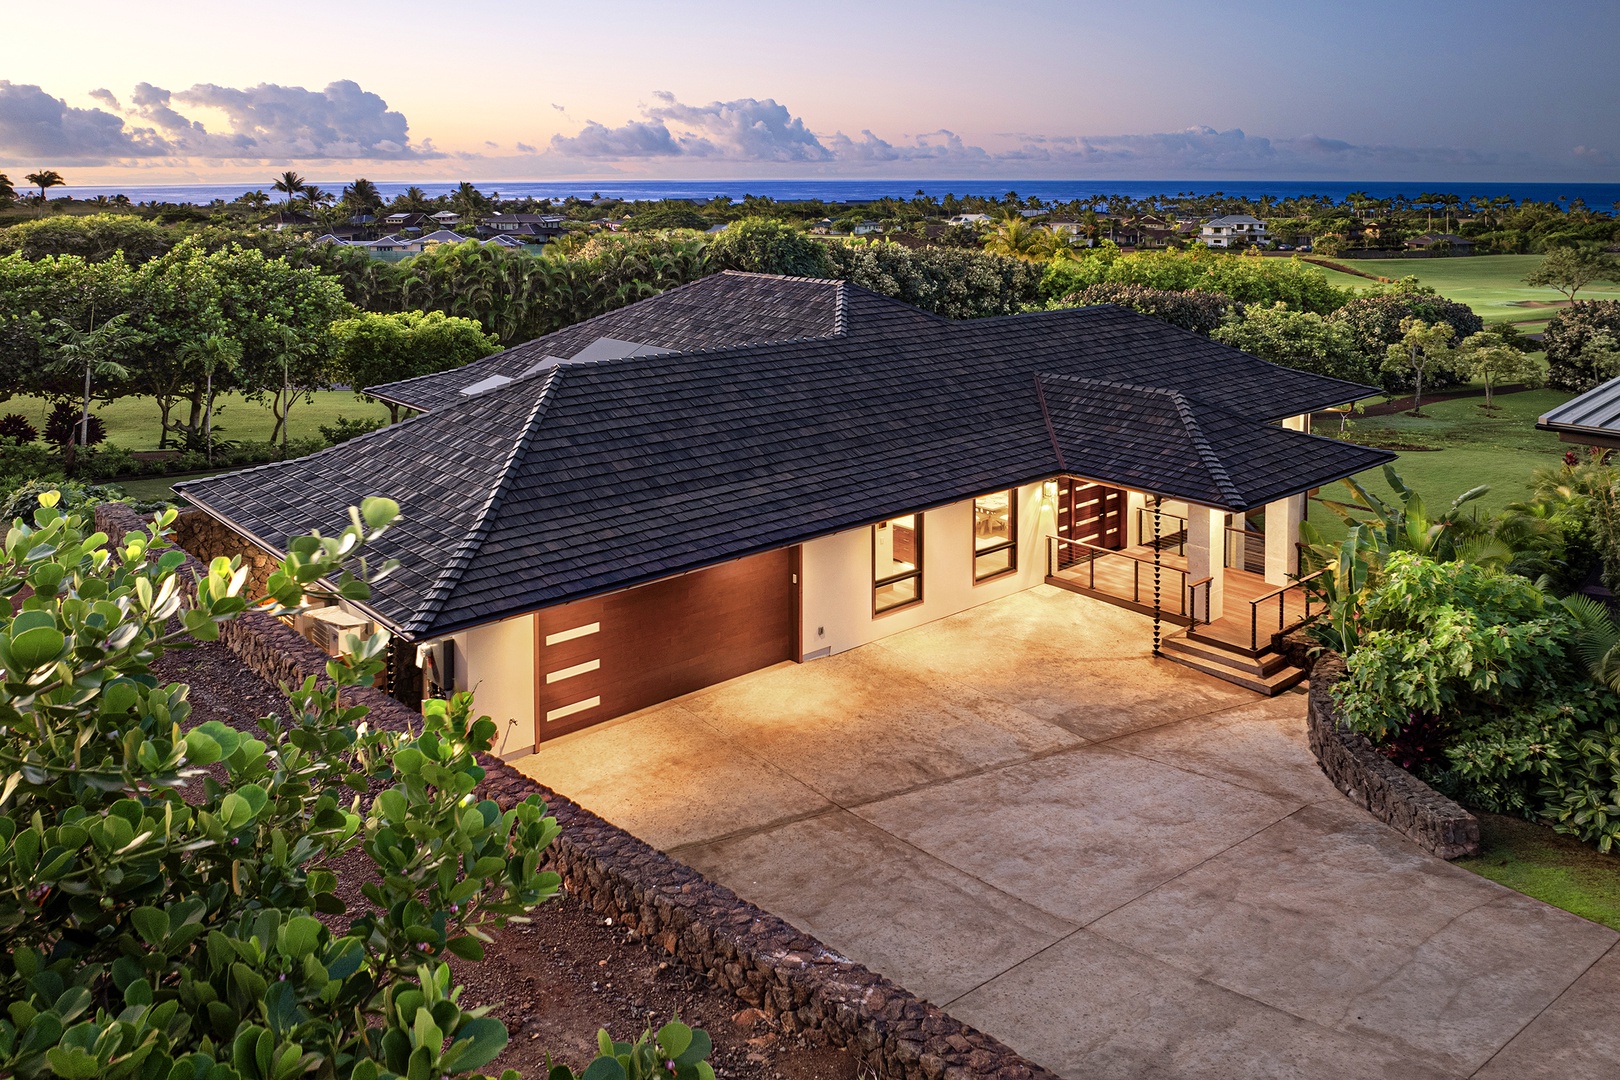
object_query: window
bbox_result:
[873,513,923,613]
[973,491,1017,581]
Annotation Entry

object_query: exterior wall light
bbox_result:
[1041,479,1058,504]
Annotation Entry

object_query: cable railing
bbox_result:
[1224,526,1266,574]
[1135,507,1188,556]
[1047,535,1192,618]
[1240,568,1328,651]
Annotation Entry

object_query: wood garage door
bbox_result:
[532,548,798,743]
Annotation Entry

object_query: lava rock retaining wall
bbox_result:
[1306,653,1480,860]
[100,503,1062,1080]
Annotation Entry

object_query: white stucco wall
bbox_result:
[799,481,1055,657]
[448,614,536,757]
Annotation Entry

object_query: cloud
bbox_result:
[171,80,436,159]
[515,141,536,154]
[0,78,439,166]
[548,93,833,162]
[0,81,170,163]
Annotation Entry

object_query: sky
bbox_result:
[1,0,1617,186]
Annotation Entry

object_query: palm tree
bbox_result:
[0,173,16,206]
[1441,193,1462,235]
[272,171,307,206]
[343,178,384,218]
[299,186,335,214]
[177,335,242,465]
[26,170,66,201]
[238,189,272,212]
[393,186,431,213]
[49,313,133,471]
[450,181,490,223]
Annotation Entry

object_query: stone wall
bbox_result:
[96,503,1063,1080]
[170,508,279,599]
[1306,654,1480,860]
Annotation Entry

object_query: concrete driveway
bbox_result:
[517,585,1620,1079]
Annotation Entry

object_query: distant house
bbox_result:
[431,210,461,226]
[808,218,835,235]
[479,214,566,239]
[413,229,471,246]
[311,233,348,245]
[947,213,992,227]
[1199,215,1269,249]
[1404,233,1474,254]
[365,234,423,253]
[853,220,884,235]
[483,234,527,249]
[383,211,431,232]
[269,210,313,230]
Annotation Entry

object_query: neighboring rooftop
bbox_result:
[181,275,1391,639]
[1539,375,1620,448]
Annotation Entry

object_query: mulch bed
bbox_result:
[154,639,860,1080]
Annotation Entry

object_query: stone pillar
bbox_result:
[1185,504,1225,622]
[1264,494,1306,586]
[1124,490,1147,547]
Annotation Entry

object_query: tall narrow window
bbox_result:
[873,513,923,614]
[973,491,1017,581]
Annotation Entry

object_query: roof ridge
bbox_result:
[1163,389,1246,508]
[1037,372,1246,507]
[402,368,564,636]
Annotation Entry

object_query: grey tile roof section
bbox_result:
[367,271,845,413]
[1038,375,1392,511]
[1538,376,1620,438]
[179,276,1392,639]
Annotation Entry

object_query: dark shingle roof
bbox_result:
[367,271,844,413]
[180,278,1391,638]
[1038,375,1389,511]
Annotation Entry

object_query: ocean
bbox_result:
[39,178,1620,209]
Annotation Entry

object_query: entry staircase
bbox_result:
[1159,630,1308,696]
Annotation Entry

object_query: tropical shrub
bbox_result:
[1211,302,1373,381]
[1328,291,1483,392]
[319,415,388,445]
[42,402,106,448]
[823,242,1041,318]
[0,213,174,263]
[0,413,38,444]
[1062,283,1233,335]
[706,217,830,278]
[1543,300,1620,392]
[0,494,715,1080]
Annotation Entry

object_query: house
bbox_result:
[176,272,1391,751]
[363,234,423,253]
[947,213,992,227]
[479,213,566,238]
[412,229,471,246]
[808,218,835,235]
[483,234,528,249]
[1404,233,1475,253]
[431,210,461,226]
[1199,215,1269,248]
[382,211,431,232]
[853,220,884,235]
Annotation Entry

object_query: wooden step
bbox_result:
[1160,634,1306,696]
[1162,634,1292,677]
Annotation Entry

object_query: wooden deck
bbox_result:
[1046,539,1313,654]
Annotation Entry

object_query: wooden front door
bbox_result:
[1055,479,1125,568]
[532,548,798,744]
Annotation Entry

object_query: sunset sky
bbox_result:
[3,0,1617,185]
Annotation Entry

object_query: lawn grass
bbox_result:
[1307,387,1574,543]
[3,391,390,452]
[1457,812,1620,931]
[1320,254,1620,325]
